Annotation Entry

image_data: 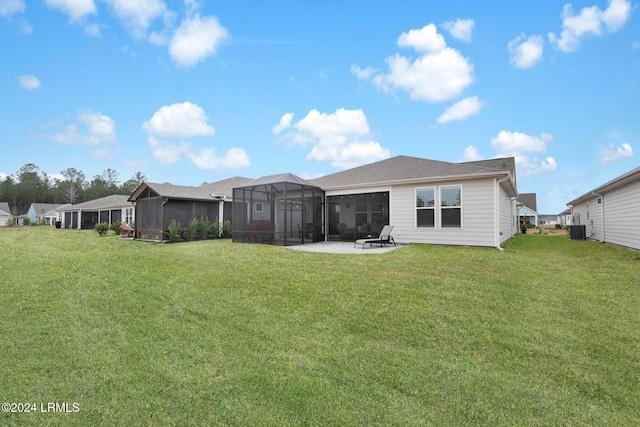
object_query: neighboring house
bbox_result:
[538,214,558,226]
[0,202,13,226]
[567,165,640,250]
[129,176,252,241]
[23,203,70,225]
[233,155,519,249]
[58,195,134,230]
[560,208,572,228]
[517,193,538,227]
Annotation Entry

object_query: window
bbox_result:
[416,187,435,227]
[440,185,461,228]
[124,207,134,225]
[255,202,263,213]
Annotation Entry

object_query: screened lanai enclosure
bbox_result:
[129,182,233,241]
[232,174,324,246]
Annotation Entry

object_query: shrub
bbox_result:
[5,218,15,227]
[520,224,528,234]
[22,217,31,226]
[222,220,232,238]
[110,220,122,234]
[94,222,110,236]
[211,217,220,239]
[198,216,212,240]
[165,220,182,242]
[183,218,198,241]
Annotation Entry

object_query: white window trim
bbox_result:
[415,186,436,228]
[439,184,463,229]
[255,202,263,213]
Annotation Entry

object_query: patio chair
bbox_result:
[353,225,395,249]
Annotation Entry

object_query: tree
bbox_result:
[102,168,119,194]
[120,171,146,195]
[61,168,86,204]
[15,164,45,213]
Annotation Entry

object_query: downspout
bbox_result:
[495,175,510,251]
[592,191,605,242]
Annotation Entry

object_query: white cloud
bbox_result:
[509,34,544,69]
[491,130,557,176]
[437,96,483,124]
[45,0,96,22]
[188,147,250,171]
[142,101,214,139]
[354,24,474,103]
[274,108,391,169]
[169,14,229,67]
[143,102,249,170]
[350,64,377,80]
[602,142,633,162]
[103,0,171,39]
[84,23,101,36]
[0,0,25,17]
[491,130,552,155]
[50,110,117,147]
[147,137,191,165]
[462,146,484,161]
[19,75,41,90]
[272,112,294,135]
[548,0,631,52]
[442,19,474,42]
[515,155,558,176]
[397,23,446,52]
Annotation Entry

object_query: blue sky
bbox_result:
[1,0,637,214]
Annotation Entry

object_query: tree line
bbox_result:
[1,163,146,215]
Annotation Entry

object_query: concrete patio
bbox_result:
[287,241,403,254]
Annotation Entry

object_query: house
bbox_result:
[566,166,640,250]
[233,155,520,248]
[22,203,70,225]
[129,176,252,241]
[517,193,538,227]
[58,195,134,230]
[560,208,572,228]
[538,214,558,226]
[0,202,13,226]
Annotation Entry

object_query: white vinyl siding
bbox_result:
[392,179,496,247]
[603,179,640,250]
[499,186,516,244]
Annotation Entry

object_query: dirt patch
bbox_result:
[525,227,568,235]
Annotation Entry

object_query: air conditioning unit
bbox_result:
[570,225,586,240]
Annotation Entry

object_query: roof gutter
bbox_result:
[495,174,511,251]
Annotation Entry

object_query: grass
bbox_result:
[0,227,639,426]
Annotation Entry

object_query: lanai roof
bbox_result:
[129,176,253,202]
[311,155,517,193]
[239,173,319,188]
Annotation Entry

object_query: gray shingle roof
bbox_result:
[31,203,67,215]
[129,176,253,202]
[518,193,537,212]
[240,173,320,188]
[311,155,516,189]
[59,194,132,211]
[0,202,11,215]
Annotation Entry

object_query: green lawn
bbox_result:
[1,227,639,426]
